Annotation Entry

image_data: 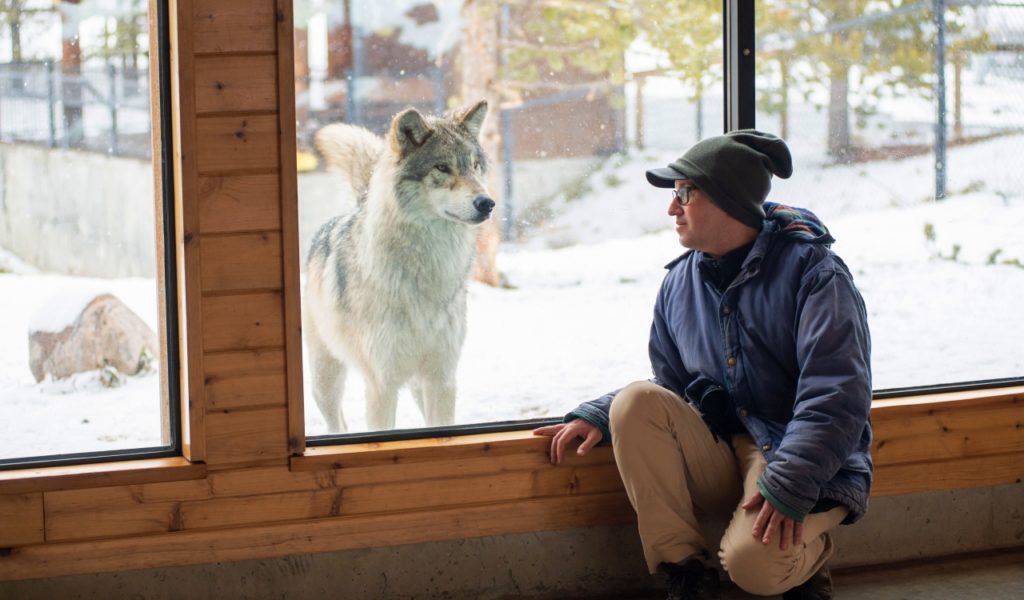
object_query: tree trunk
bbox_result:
[61,3,84,147]
[779,57,790,140]
[461,0,502,287]
[953,59,963,142]
[827,62,851,162]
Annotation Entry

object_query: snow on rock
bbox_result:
[28,293,158,383]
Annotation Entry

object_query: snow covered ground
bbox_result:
[2,129,1022,456]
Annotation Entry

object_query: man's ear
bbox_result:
[390,108,432,155]
[457,100,488,138]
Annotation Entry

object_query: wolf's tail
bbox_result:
[314,124,384,199]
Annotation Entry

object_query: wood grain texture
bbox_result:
[170,0,208,462]
[196,115,280,174]
[0,492,636,581]
[294,430,555,471]
[198,174,281,233]
[201,292,284,351]
[195,54,277,114]
[205,407,289,467]
[276,0,306,458]
[204,349,287,411]
[193,0,276,54]
[200,232,283,293]
[0,458,206,495]
[44,479,211,541]
[872,452,1024,496]
[0,493,43,547]
[872,391,1024,466]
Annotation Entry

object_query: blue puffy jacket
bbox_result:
[568,203,873,523]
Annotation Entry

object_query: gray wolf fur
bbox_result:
[304,101,494,433]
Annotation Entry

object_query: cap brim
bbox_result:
[646,166,687,188]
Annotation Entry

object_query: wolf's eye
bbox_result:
[435,163,451,174]
[473,160,480,170]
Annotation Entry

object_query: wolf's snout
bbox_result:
[473,195,496,215]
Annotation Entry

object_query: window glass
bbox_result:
[756,0,1024,389]
[296,0,724,436]
[0,0,171,464]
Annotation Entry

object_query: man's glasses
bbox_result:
[672,185,697,207]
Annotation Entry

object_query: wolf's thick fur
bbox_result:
[304,102,493,432]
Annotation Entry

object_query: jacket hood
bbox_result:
[764,202,834,246]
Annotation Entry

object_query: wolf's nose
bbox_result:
[473,195,495,215]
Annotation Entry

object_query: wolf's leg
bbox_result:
[410,381,426,415]
[364,375,401,431]
[419,375,456,427]
[305,322,348,433]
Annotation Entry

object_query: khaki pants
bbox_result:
[609,381,848,596]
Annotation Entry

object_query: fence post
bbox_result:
[108,63,119,155]
[47,61,57,147]
[501,109,515,242]
[933,0,947,200]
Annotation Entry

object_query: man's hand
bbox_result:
[741,491,804,551]
[532,420,603,465]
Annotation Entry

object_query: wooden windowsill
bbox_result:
[0,457,207,494]
[292,430,555,471]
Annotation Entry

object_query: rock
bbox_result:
[28,293,158,383]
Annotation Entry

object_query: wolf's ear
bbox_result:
[457,100,488,138]
[390,108,432,155]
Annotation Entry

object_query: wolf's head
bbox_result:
[387,101,495,226]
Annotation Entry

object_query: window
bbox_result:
[0,0,178,467]
[755,0,1024,390]
[296,0,724,438]
[296,0,1022,441]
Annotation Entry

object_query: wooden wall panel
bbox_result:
[873,395,1024,466]
[195,54,277,114]
[201,292,284,351]
[193,0,276,54]
[200,232,283,292]
[0,492,636,581]
[205,408,289,467]
[196,115,281,174]
[44,478,212,541]
[198,174,281,234]
[44,480,214,542]
[0,493,43,547]
[181,488,339,530]
[172,0,207,462]
[873,453,1024,497]
[205,349,287,411]
[276,0,306,457]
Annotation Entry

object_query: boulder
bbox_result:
[28,293,158,383]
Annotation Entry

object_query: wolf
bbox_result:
[303,101,494,433]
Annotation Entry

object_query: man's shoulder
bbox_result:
[664,249,697,272]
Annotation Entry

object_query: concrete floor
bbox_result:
[626,548,1024,600]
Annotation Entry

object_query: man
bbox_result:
[534,130,872,600]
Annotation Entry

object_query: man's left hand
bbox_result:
[741,491,804,550]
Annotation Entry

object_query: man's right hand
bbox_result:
[532,419,603,465]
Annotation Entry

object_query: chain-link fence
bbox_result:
[0,60,151,158]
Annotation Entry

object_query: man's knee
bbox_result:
[719,534,794,596]
[609,381,667,436]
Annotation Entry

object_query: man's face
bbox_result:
[667,180,734,252]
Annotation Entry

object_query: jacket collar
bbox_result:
[665,202,834,284]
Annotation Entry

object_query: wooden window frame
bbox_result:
[0,0,1022,583]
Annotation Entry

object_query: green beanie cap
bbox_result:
[646,129,793,229]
